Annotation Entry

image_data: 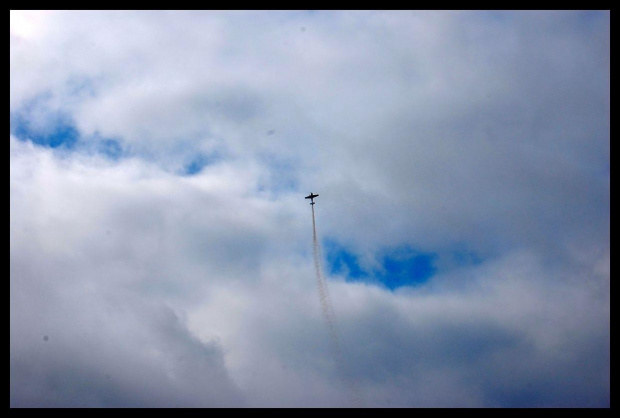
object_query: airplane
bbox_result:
[305,192,319,205]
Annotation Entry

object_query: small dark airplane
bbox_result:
[305,192,319,205]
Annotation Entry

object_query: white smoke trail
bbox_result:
[311,204,364,407]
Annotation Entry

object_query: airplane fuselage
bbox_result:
[305,192,319,205]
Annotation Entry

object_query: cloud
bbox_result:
[10,11,609,407]
[10,138,250,407]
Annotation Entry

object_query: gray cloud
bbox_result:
[11,11,609,407]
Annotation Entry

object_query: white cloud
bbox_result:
[10,11,609,407]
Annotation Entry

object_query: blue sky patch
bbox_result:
[11,110,79,150]
[12,109,129,161]
[380,249,437,290]
[325,241,368,280]
[182,153,219,176]
[324,240,437,290]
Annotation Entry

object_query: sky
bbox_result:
[10,10,609,408]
